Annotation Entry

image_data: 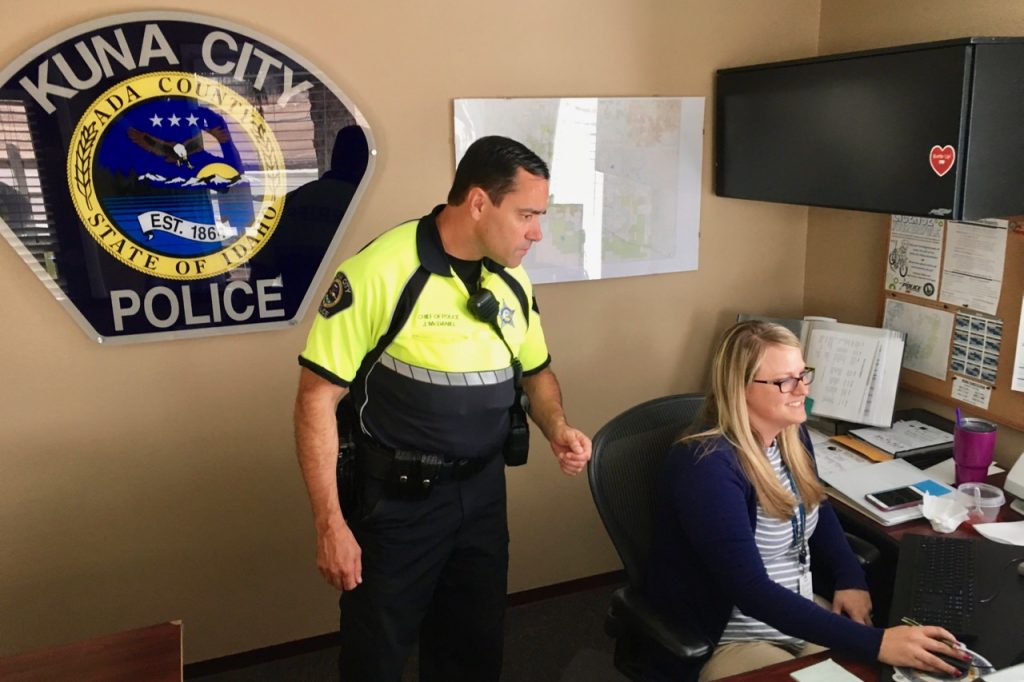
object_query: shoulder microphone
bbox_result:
[467,288,499,324]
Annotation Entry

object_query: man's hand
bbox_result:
[832,588,872,625]
[548,423,592,476]
[520,368,592,476]
[294,369,359,589]
[317,521,363,591]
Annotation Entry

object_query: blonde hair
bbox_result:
[685,320,825,520]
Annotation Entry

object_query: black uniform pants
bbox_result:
[338,454,508,682]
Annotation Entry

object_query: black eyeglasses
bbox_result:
[751,367,815,393]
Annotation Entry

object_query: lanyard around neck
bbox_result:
[779,455,807,566]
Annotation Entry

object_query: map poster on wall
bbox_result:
[0,12,374,343]
[885,215,943,300]
[453,97,704,284]
[882,298,954,381]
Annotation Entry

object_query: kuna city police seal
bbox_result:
[67,71,286,280]
[0,13,373,342]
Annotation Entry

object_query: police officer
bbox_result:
[294,135,592,682]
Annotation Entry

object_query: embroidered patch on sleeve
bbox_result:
[319,272,353,318]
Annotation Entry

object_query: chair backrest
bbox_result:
[588,394,706,585]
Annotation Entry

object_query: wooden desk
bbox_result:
[825,408,1023,547]
[831,470,1024,549]
[0,621,182,681]
[720,650,878,681]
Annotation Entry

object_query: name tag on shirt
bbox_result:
[798,570,813,600]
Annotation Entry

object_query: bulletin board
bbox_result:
[879,217,1024,431]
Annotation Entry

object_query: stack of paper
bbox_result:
[804,321,906,428]
[822,458,954,526]
[849,420,953,456]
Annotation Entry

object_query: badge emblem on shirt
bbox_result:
[498,300,515,328]
[319,272,353,318]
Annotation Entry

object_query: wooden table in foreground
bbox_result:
[0,621,182,682]
[720,650,878,681]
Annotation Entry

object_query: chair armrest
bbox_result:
[844,532,880,568]
[607,586,713,660]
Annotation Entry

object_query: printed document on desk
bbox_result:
[813,438,874,481]
[822,458,953,526]
[849,420,953,456]
[790,657,863,681]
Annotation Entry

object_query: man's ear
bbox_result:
[467,186,489,219]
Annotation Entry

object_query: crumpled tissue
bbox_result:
[921,493,969,533]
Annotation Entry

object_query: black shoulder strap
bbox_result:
[338,264,431,435]
[354,265,431,381]
[492,269,530,326]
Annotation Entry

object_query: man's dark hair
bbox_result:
[448,135,549,206]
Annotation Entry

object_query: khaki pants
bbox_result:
[698,596,831,682]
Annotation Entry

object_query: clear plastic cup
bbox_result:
[957,482,1005,524]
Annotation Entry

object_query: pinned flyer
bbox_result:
[885,215,943,300]
[951,376,992,410]
[1014,296,1024,392]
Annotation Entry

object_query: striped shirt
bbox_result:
[719,442,820,648]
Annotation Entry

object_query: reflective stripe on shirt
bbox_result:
[379,352,515,386]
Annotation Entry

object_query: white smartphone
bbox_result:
[864,485,924,512]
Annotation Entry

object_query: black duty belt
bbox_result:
[357,438,493,489]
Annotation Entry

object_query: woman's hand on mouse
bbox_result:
[878,625,970,677]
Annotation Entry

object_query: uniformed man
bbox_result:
[294,135,592,682]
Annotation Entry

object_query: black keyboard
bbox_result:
[906,535,977,640]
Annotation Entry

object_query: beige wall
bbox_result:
[812,0,1024,466]
[0,0,821,663]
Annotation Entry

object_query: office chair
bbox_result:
[588,393,881,682]
[588,393,712,681]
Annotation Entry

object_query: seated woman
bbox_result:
[644,320,968,681]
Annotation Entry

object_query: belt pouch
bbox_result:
[389,451,438,499]
[503,397,530,467]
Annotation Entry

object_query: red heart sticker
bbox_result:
[929,145,955,177]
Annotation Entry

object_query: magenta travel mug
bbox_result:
[953,418,997,485]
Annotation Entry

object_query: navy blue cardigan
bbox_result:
[644,429,884,665]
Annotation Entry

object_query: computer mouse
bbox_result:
[1017,560,1024,577]
[934,651,972,675]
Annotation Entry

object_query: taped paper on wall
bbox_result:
[939,220,1008,315]
[885,215,943,300]
[950,310,1002,385]
[1014,296,1024,393]
[951,376,992,409]
[883,298,954,381]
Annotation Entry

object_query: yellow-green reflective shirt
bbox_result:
[299,206,550,458]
